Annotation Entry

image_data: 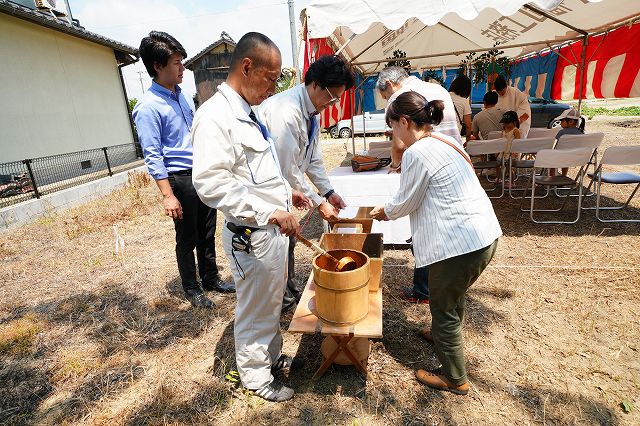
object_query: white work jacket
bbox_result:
[388,76,462,145]
[191,83,292,228]
[258,84,332,206]
[496,86,531,137]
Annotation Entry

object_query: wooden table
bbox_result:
[288,271,383,379]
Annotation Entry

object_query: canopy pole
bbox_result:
[577,35,588,114]
[350,89,356,154]
[522,4,588,36]
[349,30,392,63]
[288,0,300,84]
[362,109,367,150]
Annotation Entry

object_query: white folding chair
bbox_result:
[465,138,509,198]
[554,133,604,196]
[527,127,561,139]
[524,148,593,224]
[508,137,556,198]
[586,145,640,222]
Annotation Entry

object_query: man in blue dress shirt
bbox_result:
[133,31,235,308]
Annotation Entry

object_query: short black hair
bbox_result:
[304,55,355,90]
[138,31,187,78]
[449,75,471,98]
[500,110,520,128]
[483,91,498,105]
[229,32,280,70]
[494,75,507,91]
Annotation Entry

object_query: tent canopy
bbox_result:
[301,0,640,75]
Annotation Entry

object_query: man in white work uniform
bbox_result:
[494,75,531,138]
[375,66,462,307]
[258,54,354,313]
[192,32,308,403]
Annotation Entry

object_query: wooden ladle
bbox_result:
[295,234,358,272]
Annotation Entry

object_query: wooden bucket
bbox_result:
[319,233,383,292]
[313,249,370,325]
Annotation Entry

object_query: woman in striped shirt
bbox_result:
[370,91,502,395]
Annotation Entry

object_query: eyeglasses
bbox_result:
[324,86,340,105]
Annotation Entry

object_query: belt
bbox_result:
[168,169,192,176]
[226,222,260,233]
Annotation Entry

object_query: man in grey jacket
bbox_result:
[258,55,355,312]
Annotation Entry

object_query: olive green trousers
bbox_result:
[428,239,499,385]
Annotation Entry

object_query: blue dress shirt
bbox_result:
[132,81,194,180]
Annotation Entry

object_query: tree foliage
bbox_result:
[422,69,445,87]
[276,68,297,94]
[386,50,411,71]
[128,98,138,113]
[458,42,511,87]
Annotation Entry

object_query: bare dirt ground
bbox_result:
[1,117,639,425]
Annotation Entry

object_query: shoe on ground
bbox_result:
[272,354,304,373]
[202,275,236,293]
[418,326,433,343]
[415,369,469,395]
[185,290,214,309]
[252,379,294,402]
[401,287,429,304]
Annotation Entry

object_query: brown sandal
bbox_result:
[415,369,469,395]
[418,327,433,343]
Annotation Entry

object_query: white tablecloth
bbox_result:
[328,167,411,244]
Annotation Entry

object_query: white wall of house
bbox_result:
[1,13,133,163]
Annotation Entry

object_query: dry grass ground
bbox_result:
[1,117,639,425]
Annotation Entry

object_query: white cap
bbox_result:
[555,108,580,121]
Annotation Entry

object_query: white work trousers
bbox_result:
[222,224,288,389]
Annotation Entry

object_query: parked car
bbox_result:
[330,109,387,138]
[470,97,572,129]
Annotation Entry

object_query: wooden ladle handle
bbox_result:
[295,234,340,263]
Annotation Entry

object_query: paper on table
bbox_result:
[338,206,361,218]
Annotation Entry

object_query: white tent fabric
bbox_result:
[301,0,640,75]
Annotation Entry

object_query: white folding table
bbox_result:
[328,166,411,245]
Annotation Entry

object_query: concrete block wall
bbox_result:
[0,166,146,231]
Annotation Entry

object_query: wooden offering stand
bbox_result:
[288,227,383,380]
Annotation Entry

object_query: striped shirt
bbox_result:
[388,76,462,145]
[383,132,502,267]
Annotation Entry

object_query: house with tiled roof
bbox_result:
[0,0,138,162]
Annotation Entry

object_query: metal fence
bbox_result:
[0,143,144,208]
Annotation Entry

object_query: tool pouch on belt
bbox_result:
[227,222,257,253]
[350,155,391,172]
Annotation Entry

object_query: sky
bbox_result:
[67,0,313,105]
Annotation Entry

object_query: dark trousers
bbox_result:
[428,239,499,385]
[413,266,430,298]
[283,235,299,308]
[411,243,430,298]
[168,173,219,293]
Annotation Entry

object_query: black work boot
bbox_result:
[185,289,214,308]
[202,275,236,293]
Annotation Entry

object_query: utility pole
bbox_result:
[137,71,146,93]
[287,0,300,84]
